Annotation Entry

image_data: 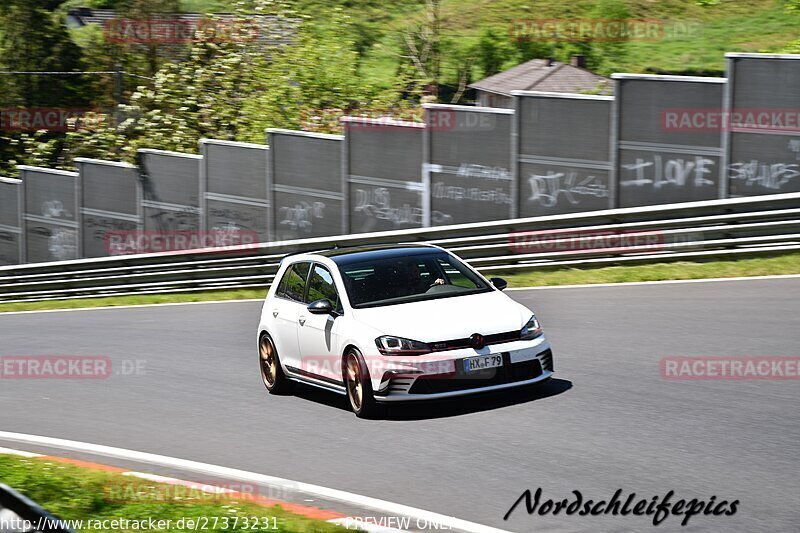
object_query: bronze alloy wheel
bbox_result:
[260,335,277,387]
[258,333,292,394]
[343,348,381,418]
[345,352,363,411]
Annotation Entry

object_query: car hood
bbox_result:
[351,290,532,342]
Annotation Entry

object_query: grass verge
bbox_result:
[489,251,800,288]
[0,289,268,313]
[0,454,340,532]
[1,252,799,313]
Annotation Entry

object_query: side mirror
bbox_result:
[490,277,508,291]
[307,299,334,315]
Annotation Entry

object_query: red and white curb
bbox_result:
[0,446,42,458]
[0,446,339,521]
[0,448,409,533]
[0,433,509,533]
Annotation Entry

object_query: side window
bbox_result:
[282,262,311,302]
[306,264,342,312]
[435,257,480,289]
[275,267,289,297]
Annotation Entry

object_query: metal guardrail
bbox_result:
[1,193,799,303]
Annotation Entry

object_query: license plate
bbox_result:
[463,354,503,373]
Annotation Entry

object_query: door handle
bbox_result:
[298,315,306,326]
[272,309,279,318]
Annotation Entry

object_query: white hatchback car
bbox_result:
[257,244,553,418]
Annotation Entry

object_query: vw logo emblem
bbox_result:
[469,333,485,349]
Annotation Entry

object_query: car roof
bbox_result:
[285,244,445,266]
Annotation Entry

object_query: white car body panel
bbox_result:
[257,247,553,403]
[351,290,532,342]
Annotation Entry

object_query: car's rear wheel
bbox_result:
[259,332,292,394]
[344,348,381,419]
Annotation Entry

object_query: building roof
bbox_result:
[469,58,613,96]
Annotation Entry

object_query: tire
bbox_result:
[259,332,292,394]
[343,348,382,419]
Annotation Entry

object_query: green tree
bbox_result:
[475,28,506,78]
[30,1,405,166]
[551,0,631,75]
[397,0,442,100]
[115,0,182,78]
[434,35,475,104]
[511,38,555,64]
[0,0,88,107]
[0,0,91,173]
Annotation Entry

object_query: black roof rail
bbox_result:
[278,242,439,262]
[278,247,335,262]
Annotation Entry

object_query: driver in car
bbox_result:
[405,263,445,295]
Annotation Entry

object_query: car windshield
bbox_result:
[338,251,492,308]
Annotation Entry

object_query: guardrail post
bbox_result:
[609,78,620,210]
[341,122,350,235]
[422,111,432,228]
[720,56,734,200]
[511,95,520,219]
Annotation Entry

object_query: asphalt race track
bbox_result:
[1,278,798,532]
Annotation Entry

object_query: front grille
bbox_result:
[539,349,554,372]
[430,330,520,351]
[408,358,542,395]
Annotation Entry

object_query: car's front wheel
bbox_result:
[259,332,292,394]
[344,348,381,419]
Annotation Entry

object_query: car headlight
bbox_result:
[375,336,432,355]
[520,314,543,340]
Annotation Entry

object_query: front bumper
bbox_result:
[373,336,553,402]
